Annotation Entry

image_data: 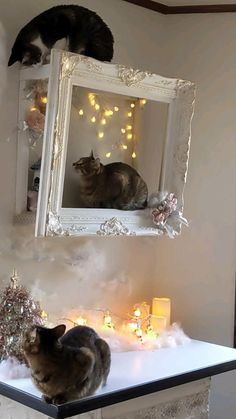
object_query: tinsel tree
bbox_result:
[0,269,44,363]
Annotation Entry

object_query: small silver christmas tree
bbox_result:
[0,269,44,363]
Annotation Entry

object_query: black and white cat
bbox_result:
[8,5,114,66]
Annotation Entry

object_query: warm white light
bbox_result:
[95,103,100,111]
[101,118,107,125]
[122,144,128,150]
[98,131,104,139]
[41,96,48,104]
[30,106,37,112]
[128,112,132,117]
[76,317,87,326]
[106,152,111,158]
[126,125,132,130]
[41,310,48,320]
[130,103,135,108]
[132,152,137,159]
[140,99,147,105]
[79,109,84,116]
[121,128,126,134]
[127,133,133,140]
[91,116,96,123]
[135,328,143,338]
[104,312,112,324]
[129,322,138,332]
[105,110,113,117]
[134,307,141,317]
[114,106,119,112]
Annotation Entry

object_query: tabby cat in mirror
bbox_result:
[73,152,148,210]
[8,5,114,66]
[23,324,111,405]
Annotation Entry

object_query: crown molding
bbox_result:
[121,0,236,14]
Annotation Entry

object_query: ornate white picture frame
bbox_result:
[35,49,195,237]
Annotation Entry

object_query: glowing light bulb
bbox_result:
[122,144,128,150]
[127,133,133,140]
[91,116,96,123]
[140,99,147,105]
[41,96,48,104]
[76,317,87,326]
[135,328,143,338]
[130,103,135,108]
[95,103,100,111]
[114,106,119,112]
[129,322,138,332]
[41,311,48,320]
[126,125,132,130]
[78,109,84,116]
[104,312,112,325]
[106,152,111,158]
[121,128,126,134]
[98,131,104,139]
[128,112,132,117]
[30,106,37,112]
[132,152,137,159]
[134,307,141,317]
[105,110,113,117]
[101,118,107,125]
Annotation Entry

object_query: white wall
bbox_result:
[154,13,236,419]
[0,0,168,319]
[1,2,236,417]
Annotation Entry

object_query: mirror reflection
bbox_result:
[62,86,169,210]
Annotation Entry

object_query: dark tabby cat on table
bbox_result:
[23,324,111,405]
[8,5,114,66]
[73,152,148,210]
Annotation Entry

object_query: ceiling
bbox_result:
[155,0,236,4]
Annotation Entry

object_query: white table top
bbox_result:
[0,340,236,418]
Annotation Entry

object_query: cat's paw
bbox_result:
[42,394,53,404]
[52,394,68,405]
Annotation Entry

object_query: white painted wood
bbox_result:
[16,50,195,237]
[1,341,236,399]
[35,50,195,237]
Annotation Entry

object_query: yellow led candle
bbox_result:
[101,118,107,125]
[30,106,37,112]
[91,116,96,123]
[106,152,111,158]
[150,315,167,333]
[130,103,135,108]
[127,133,133,140]
[128,112,132,117]
[132,152,136,159]
[41,96,48,104]
[152,297,171,326]
[122,144,128,150]
[114,106,119,112]
[126,125,132,130]
[121,128,126,134]
[95,104,100,111]
[78,109,84,116]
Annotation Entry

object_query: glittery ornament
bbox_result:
[0,269,45,363]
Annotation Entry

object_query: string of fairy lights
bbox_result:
[76,91,147,160]
[51,298,171,344]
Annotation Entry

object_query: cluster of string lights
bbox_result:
[77,92,147,160]
[59,301,160,344]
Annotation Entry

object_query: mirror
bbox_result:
[35,50,195,237]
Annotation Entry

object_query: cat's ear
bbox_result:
[90,150,94,159]
[94,158,101,168]
[8,51,18,66]
[52,324,66,339]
